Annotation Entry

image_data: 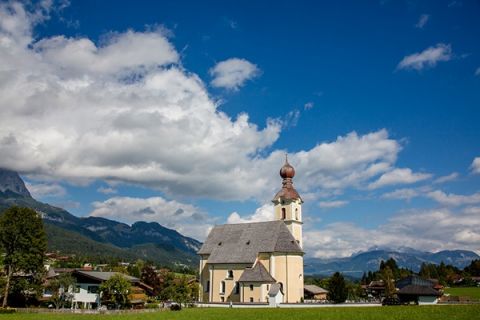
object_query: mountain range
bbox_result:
[1,168,478,274]
[305,247,479,278]
[0,169,201,268]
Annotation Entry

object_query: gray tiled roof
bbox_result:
[397,284,441,296]
[198,221,303,264]
[304,284,328,294]
[74,271,139,283]
[238,262,276,283]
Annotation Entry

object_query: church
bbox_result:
[198,158,304,304]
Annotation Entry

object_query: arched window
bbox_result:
[220,281,226,294]
[249,284,254,291]
[281,208,286,220]
[295,208,299,220]
[234,282,240,294]
[227,270,234,278]
[205,280,210,292]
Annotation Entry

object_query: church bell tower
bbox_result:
[272,155,303,248]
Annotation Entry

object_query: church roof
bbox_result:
[198,220,303,264]
[238,262,276,283]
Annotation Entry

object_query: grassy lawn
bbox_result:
[1,306,480,320]
[445,287,480,299]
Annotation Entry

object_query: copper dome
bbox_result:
[280,158,295,179]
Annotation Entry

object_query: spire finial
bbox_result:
[285,153,288,164]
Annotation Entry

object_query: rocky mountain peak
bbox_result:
[0,168,31,198]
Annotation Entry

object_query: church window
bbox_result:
[220,281,225,294]
[249,284,254,291]
[227,270,234,279]
[281,208,286,220]
[205,281,210,292]
[234,282,240,294]
[249,297,254,303]
[221,297,225,302]
[266,284,269,290]
[295,208,299,220]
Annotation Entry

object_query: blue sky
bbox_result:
[0,0,479,258]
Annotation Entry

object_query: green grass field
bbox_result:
[1,306,480,320]
[445,287,480,299]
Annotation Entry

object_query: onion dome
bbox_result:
[280,157,295,179]
[272,154,302,202]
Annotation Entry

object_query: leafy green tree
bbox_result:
[381,266,396,297]
[127,260,145,278]
[99,274,131,309]
[0,206,47,307]
[46,273,76,309]
[327,272,348,303]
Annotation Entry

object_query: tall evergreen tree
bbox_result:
[327,272,348,303]
[0,206,47,307]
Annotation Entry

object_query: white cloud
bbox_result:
[368,168,431,189]
[209,58,259,90]
[304,102,314,110]
[97,186,117,194]
[25,182,66,198]
[90,196,214,240]
[415,14,430,29]
[0,2,408,204]
[397,43,452,71]
[475,67,480,76]
[382,188,421,201]
[471,157,480,174]
[427,190,480,206]
[305,207,480,258]
[227,203,274,224]
[283,109,301,128]
[434,172,459,184]
[318,200,348,208]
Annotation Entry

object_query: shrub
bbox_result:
[170,303,182,311]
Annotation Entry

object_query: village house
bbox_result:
[70,270,152,309]
[304,284,328,301]
[198,158,305,304]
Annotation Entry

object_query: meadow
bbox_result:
[444,287,480,300]
[2,305,480,320]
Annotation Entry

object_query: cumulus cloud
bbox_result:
[25,182,66,198]
[305,207,480,258]
[471,157,480,174]
[415,14,430,29]
[368,168,431,189]
[427,190,480,206]
[0,2,411,205]
[90,196,214,240]
[397,43,452,71]
[227,203,274,224]
[318,200,348,208]
[209,58,259,90]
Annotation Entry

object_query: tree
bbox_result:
[0,206,47,307]
[141,265,162,297]
[327,272,348,303]
[99,274,131,309]
[380,266,396,297]
[46,273,76,309]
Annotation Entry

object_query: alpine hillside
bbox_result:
[0,169,201,267]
